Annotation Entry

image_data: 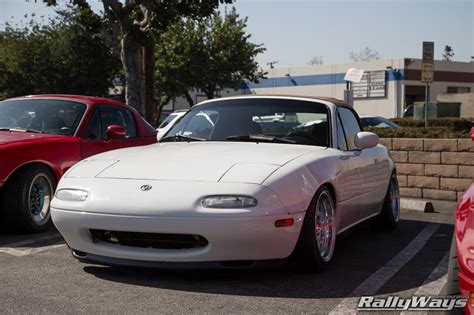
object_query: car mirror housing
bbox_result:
[106,125,126,140]
[355,131,379,150]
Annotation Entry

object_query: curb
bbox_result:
[401,198,457,214]
[401,198,434,213]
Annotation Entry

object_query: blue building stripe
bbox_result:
[244,69,405,90]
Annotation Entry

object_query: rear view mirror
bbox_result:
[106,125,126,140]
[355,131,379,150]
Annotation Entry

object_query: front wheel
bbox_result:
[290,186,336,272]
[1,165,56,233]
[446,234,460,296]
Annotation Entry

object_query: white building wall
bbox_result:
[250,59,405,118]
[162,58,473,120]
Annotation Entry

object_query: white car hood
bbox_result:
[68,142,324,184]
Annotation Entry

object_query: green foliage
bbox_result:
[368,117,473,138]
[349,47,380,62]
[442,45,454,62]
[0,7,121,99]
[391,118,473,131]
[367,127,471,139]
[154,7,266,107]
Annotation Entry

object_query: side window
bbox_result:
[99,106,137,139]
[83,110,102,140]
[336,114,347,151]
[120,109,137,138]
[338,108,361,150]
[158,114,177,129]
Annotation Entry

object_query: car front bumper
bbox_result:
[51,208,305,263]
[458,270,474,314]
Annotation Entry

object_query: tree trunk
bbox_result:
[204,87,215,100]
[121,34,145,116]
[156,96,171,124]
[185,92,195,107]
[143,41,156,126]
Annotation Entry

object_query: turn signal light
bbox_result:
[275,218,294,228]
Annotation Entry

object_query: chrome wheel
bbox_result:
[389,175,400,223]
[28,173,53,224]
[315,190,336,262]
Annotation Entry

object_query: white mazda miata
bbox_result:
[51,96,399,271]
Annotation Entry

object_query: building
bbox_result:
[245,58,473,118]
[164,58,473,119]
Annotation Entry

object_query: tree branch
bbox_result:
[101,0,122,13]
[102,1,120,40]
[135,3,151,32]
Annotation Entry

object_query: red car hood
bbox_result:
[0,131,65,146]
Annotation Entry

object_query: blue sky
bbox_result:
[1,0,472,67]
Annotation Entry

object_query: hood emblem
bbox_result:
[140,185,152,191]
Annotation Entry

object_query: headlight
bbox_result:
[201,195,257,208]
[55,189,88,201]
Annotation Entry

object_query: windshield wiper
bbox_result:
[226,134,296,144]
[160,134,205,142]
[0,127,43,133]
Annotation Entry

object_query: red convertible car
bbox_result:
[0,95,157,233]
[448,127,474,314]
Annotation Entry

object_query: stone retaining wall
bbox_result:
[380,138,474,201]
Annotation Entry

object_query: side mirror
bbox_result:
[106,125,126,140]
[471,127,474,141]
[355,131,379,150]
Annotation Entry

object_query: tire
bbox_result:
[379,172,400,229]
[290,185,336,272]
[1,164,56,233]
[446,234,461,296]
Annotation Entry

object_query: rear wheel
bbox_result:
[1,165,55,233]
[379,172,400,229]
[291,186,336,272]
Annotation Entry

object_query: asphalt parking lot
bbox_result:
[0,209,457,314]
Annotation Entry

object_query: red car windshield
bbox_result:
[0,99,87,136]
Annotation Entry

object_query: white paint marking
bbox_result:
[0,244,66,257]
[329,223,440,315]
[0,233,66,257]
[0,233,61,248]
[400,251,450,315]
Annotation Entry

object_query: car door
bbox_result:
[338,107,383,220]
[79,105,140,159]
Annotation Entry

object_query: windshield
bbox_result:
[158,113,179,129]
[0,99,87,136]
[361,117,399,128]
[164,98,330,146]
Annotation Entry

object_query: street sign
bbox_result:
[421,41,434,83]
[344,68,364,83]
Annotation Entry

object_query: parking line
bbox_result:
[0,244,66,257]
[329,223,440,315]
[0,233,66,257]
[0,233,61,248]
[399,251,450,315]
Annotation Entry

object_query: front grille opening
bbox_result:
[90,229,209,250]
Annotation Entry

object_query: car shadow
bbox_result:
[82,218,453,299]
